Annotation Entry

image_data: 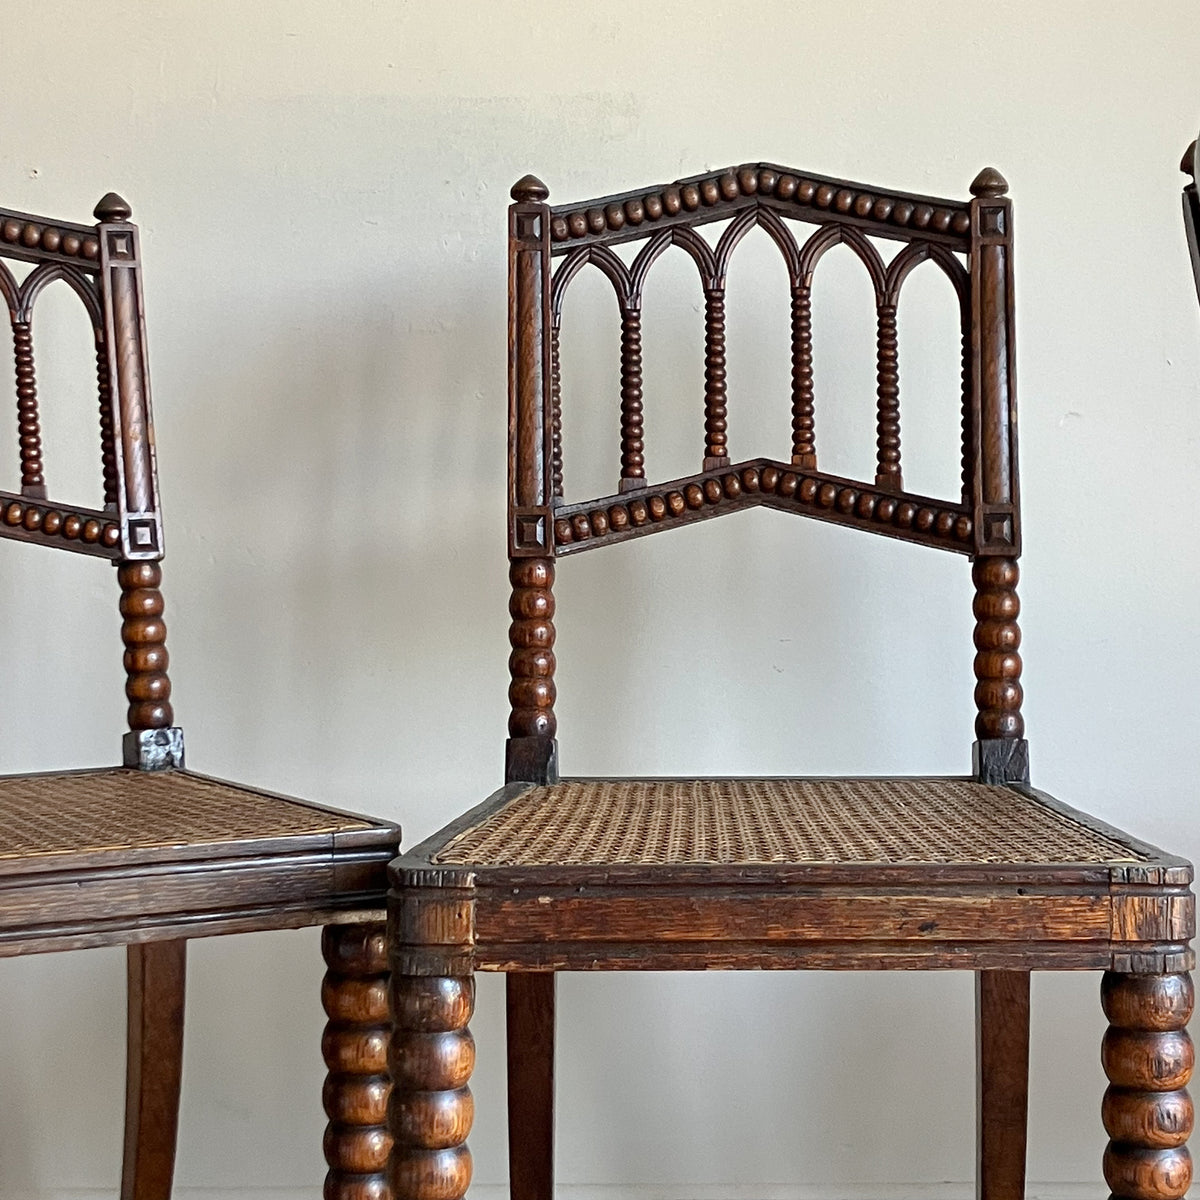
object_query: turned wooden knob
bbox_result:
[511,174,549,203]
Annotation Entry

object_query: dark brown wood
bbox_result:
[975,970,1029,1200]
[618,307,645,488]
[972,557,1027,783]
[12,319,46,497]
[0,194,402,1197]
[506,973,555,1200]
[506,557,557,784]
[552,457,974,558]
[703,288,729,468]
[1102,972,1194,1199]
[875,303,901,488]
[790,282,816,467]
[547,163,972,255]
[549,321,563,498]
[388,970,475,1200]
[968,168,1020,559]
[96,333,119,506]
[120,559,173,731]
[120,939,186,1200]
[323,923,392,1200]
[385,160,1198,1194]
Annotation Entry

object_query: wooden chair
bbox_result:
[387,165,1196,1200]
[0,194,400,1200]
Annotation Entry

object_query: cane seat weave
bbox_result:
[432,778,1148,867]
[0,768,376,864]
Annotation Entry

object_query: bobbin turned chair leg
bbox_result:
[322,924,392,1200]
[1102,972,1194,1200]
[388,972,475,1200]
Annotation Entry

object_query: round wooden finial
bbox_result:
[94,192,132,222]
[1181,140,1198,179]
[511,174,549,202]
[970,167,1009,198]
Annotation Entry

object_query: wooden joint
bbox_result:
[1112,889,1196,946]
[505,735,559,786]
[123,726,185,770]
[973,737,1029,784]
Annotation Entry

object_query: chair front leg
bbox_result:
[388,971,474,1200]
[388,872,476,1200]
[322,923,392,1200]
[1102,971,1194,1200]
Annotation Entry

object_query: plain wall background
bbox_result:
[1,2,1199,1195]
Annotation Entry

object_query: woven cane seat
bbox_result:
[0,767,379,866]
[432,778,1150,867]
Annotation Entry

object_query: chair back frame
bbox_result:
[0,195,182,769]
[505,164,1027,788]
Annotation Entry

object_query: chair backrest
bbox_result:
[506,164,1025,788]
[0,194,182,770]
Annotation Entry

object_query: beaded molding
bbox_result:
[552,461,972,556]
[0,208,100,269]
[548,164,973,251]
[0,490,121,557]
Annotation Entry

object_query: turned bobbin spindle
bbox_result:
[508,557,556,740]
[875,303,901,488]
[322,924,392,1200]
[790,282,816,468]
[388,974,475,1200]
[1102,972,1194,1200]
[12,319,46,498]
[703,288,728,469]
[619,306,645,489]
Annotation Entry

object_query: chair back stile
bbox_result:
[506,165,1027,788]
[0,194,183,771]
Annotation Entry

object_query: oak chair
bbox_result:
[387,164,1196,1200]
[0,194,400,1199]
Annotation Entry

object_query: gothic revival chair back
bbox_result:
[0,195,399,1200]
[0,194,179,768]
[506,165,1023,785]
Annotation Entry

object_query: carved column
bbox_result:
[790,283,816,469]
[12,319,46,497]
[703,288,728,469]
[507,557,557,784]
[507,176,557,784]
[323,923,392,1200]
[96,336,119,507]
[875,303,902,489]
[1102,972,1194,1200]
[618,307,645,490]
[971,556,1026,783]
[119,559,172,727]
[549,321,563,499]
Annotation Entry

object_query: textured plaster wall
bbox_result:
[0,2,1198,1194]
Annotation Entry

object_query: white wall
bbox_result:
[0,2,1198,1196]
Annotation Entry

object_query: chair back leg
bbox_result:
[976,969,1030,1200]
[507,973,556,1200]
[121,940,187,1200]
